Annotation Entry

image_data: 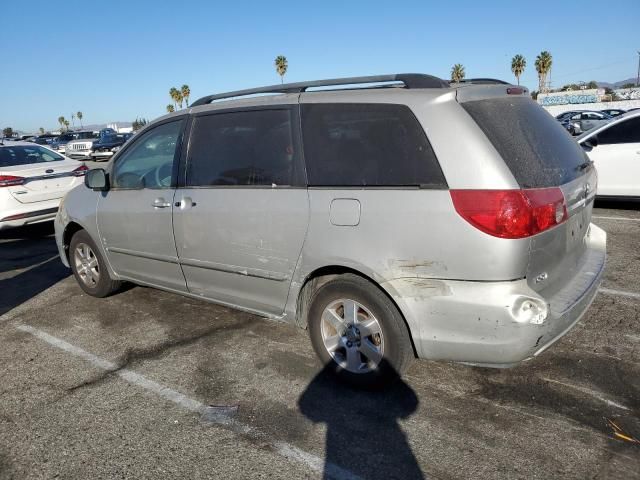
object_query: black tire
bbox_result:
[69,229,121,297]
[307,274,413,388]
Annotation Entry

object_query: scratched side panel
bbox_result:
[299,189,529,282]
[283,189,531,328]
[173,188,309,315]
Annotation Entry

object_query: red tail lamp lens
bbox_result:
[72,165,89,176]
[450,188,568,239]
[0,175,25,187]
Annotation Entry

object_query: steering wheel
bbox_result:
[154,162,173,187]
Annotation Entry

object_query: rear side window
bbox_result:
[301,103,446,187]
[462,97,588,188]
[598,117,640,144]
[186,109,302,187]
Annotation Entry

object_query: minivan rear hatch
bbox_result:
[460,95,597,304]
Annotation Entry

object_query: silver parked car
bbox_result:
[55,74,606,386]
[565,110,612,135]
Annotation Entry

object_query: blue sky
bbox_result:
[2,0,638,132]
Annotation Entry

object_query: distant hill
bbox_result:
[597,78,637,89]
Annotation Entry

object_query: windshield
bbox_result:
[0,145,65,167]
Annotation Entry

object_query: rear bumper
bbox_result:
[0,206,59,230]
[90,150,114,159]
[383,224,606,366]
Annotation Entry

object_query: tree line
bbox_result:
[450,51,553,93]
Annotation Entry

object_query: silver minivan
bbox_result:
[55,74,606,386]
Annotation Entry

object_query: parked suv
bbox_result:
[55,74,605,386]
[90,132,133,160]
[51,131,98,154]
[65,128,117,159]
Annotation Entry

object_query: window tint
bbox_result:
[0,145,63,167]
[186,109,299,186]
[462,97,589,188]
[301,103,446,187]
[597,117,640,144]
[112,120,183,189]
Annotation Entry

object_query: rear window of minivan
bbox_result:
[461,97,588,188]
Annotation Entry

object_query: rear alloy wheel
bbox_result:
[320,298,385,374]
[308,274,413,387]
[69,229,121,297]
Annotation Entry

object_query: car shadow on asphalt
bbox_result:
[298,361,424,480]
[0,223,70,316]
[594,199,640,210]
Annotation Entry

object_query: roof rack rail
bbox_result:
[190,73,449,107]
[452,78,511,85]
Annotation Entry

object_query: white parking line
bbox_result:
[592,215,640,222]
[599,288,640,300]
[541,377,631,411]
[16,324,361,480]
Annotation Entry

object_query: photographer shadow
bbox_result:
[298,361,424,480]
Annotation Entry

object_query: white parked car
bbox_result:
[578,110,640,199]
[0,142,88,230]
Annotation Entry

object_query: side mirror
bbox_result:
[85,168,109,191]
[583,136,598,149]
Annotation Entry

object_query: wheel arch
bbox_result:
[62,221,85,263]
[294,265,418,358]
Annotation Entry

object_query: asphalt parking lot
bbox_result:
[0,201,638,480]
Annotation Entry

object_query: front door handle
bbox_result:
[175,197,197,209]
[152,198,171,208]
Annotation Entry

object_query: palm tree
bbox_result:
[71,113,75,129]
[511,55,526,85]
[534,51,553,93]
[169,87,179,109]
[167,104,175,113]
[176,91,184,109]
[451,63,465,83]
[58,116,66,131]
[63,119,70,131]
[39,127,45,135]
[77,111,83,128]
[274,55,288,84]
[181,85,191,107]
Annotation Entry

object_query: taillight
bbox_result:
[72,165,89,176]
[450,188,568,239]
[0,175,25,187]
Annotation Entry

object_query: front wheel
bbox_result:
[69,229,121,297]
[307,274,413,387]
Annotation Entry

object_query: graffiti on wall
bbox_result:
[538,88,602,106]
[540,93,598,105]
[615,88,640,100]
